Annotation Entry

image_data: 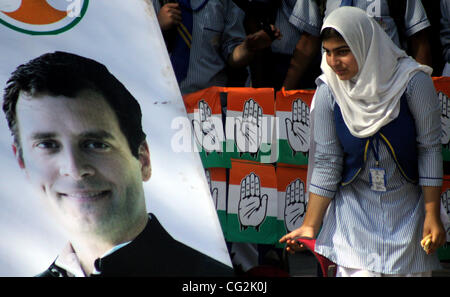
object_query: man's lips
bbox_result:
[58,190,110,200]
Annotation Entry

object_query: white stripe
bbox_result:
[228,185,277,217]
[211,180,227,211]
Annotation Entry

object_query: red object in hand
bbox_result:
[296,237,337,277]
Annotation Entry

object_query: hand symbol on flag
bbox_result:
[235,99,263,156]
[439,92,450,146]
[238,173,268,231]
[284,179,307,232]
[192,100,223,154]
[205,169,218,209]
[443,190,450,217]
[285,99,310,154]
[440,190,450,240]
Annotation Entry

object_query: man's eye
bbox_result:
[84,140,110,150]
[35,141,59,150]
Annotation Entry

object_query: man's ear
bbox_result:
[138,141,151,181]
[12,143,25,169]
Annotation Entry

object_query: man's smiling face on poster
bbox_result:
[14,89,151,236]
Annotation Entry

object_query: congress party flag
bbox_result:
[183,87,230,168]
[275,164,308,248]
[205,167,228,235]
[439,176,450,261]
[226,159,278,244]
[275,89,314,165]
[225,88,275,164]
[433,77,450,162]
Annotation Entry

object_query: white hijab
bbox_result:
[320,6,432,138]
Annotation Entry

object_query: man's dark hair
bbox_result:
[2,51,146,159]
[321,27,344,42]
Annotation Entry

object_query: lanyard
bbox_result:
[369,135,381,167]
[368,134,387,192]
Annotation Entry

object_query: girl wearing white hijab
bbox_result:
[280,6,446,276]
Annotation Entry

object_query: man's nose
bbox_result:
[59,148,95,180]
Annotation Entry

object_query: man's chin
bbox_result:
[63,214,118,237]
[56,195,118,234]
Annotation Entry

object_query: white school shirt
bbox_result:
[289,0,430,48]
[152,0,246,95]
[309,71,442,274]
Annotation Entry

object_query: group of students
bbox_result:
[152,0,448,277]
[152,0,450,94]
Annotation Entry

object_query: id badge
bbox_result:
[369,167,386,192]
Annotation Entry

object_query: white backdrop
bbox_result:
[0,0,231,276]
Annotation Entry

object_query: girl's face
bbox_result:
[323,37,359,80]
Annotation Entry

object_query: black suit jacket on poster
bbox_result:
[37,214,234,277]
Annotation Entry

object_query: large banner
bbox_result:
[0,0,231,276]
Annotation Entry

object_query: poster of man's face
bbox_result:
[0,0,230,276]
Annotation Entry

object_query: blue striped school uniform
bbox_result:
[310,71,442,274]
[289,0,430,49]
[152,0,246,94]
[270,0,302,56]
[441,0,450,64]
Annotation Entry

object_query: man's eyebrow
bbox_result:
[29,130,116,141]
[29,132,57,140]
[80,130,116,140]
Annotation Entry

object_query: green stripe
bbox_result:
[277,139,309,165]
[438,244,450,260]
[275,219,288,248]
[225,140,272,163]
[443,146,450,162]
[225,214,278,244]
[216,210,228,237]
[197,142,232,168]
